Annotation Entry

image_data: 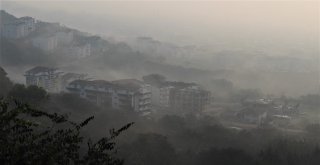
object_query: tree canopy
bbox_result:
[0,98,133,165]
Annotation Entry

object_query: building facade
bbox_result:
[169,85,211,112]
[68,43,91,58]
[1,16,36,39]
[25,66,62,93]
[149,81,211,112]
[66,79,152,113]
[32,35,58,51]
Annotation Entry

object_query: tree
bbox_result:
[0,67,13,97]
[196,148,256,165]
[121,133,176,165]
[0,98,133,165]
[142,74,166,85]
[305,123,320,136]
[158,115,186,133]
[7,84,48,106]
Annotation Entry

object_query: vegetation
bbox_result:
[1,66,320,164]
[1,8,319,163]
[0,98,133,165]
[0,67,13,97]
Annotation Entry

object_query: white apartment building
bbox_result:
[68,43,91,58]
[66,79,152,112]
[25,66,62,93]
[159,86,175,108]
[148,81,211,112]
[55,31,74,46]
[32,35,58,51]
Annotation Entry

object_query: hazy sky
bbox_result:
[1,0,319,54]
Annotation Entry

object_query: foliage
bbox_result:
[121,133,176,165]
[7,84,48,106]
[52,93,100,114]
[306,123,320,136]
[196,148,256,165]
[300,94,320,108]
[142,74,166,85]
[0,67,13,97]
[0,98,133,165]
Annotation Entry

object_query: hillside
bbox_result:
[0,11,214,84]
[1,11,318,96]
[0,10,18,26]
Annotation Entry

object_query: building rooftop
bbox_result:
[25,66,58,75]
[19,16,34,21]
[68,79,145,92]
[112,79,145,91]
[161,81,197,89]
[4,21,25,26]
[69,79,112,87]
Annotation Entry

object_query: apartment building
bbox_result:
[25,66,62,93]
[66,79,152,112]
[149,81,211,112]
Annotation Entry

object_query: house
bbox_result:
[1,16,36,39]
[25,66,62,93]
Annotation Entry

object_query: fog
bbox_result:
[1,1,320,164]
[3,1,318,50]
[2,0,319,96]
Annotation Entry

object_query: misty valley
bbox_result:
[0,2,319,165]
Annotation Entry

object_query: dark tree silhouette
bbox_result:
[7,84,49,105]
[0,67,13,97]
[0,98,133,165]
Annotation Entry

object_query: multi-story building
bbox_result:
[149,81,211,112]
[58,73,87,92]
[32,35,58,51]
[67,80,113,105]
[68,43,91,58]
[1,16,36,39]
[25,66,86,93]
[55,31,74,46]
[25,66,62,93]
[169,85,210,112]
[113,79,152,112]
[66,79,152,113]
[159,86,174,108]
